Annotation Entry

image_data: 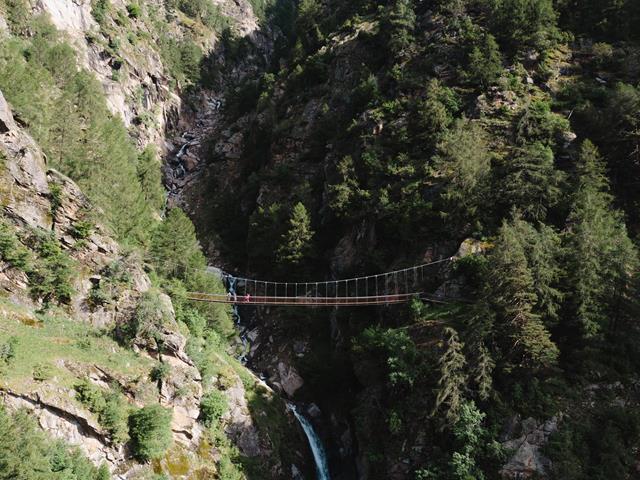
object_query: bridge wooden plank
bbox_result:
[184,292,432,306]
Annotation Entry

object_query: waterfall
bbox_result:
[290,404,331,480]
[225,275,249,363]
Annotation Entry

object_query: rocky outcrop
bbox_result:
[275,361,305,397]
[223,376,264,457]
[1,389,124,468]
[0,87,199,472]
[0,89,148,327]
[500,415,559,479]
[33,0,178,146]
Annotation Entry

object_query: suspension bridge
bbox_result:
[186,257,457,306]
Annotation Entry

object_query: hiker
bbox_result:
[244,293,251,303]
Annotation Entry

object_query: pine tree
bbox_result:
[432,118,491,228]
[414,79,459,150]
[137,145,165,212]
[296,0,324,51]
[565,140,639,337]
[503,142,564,221]
[488,218,559,369]
[432,327,467,425]
[467,33,503,88]
[474,344,495,400]
[489,0,558,53]
[383,0,416,57]
[150,208,206,280]
[277,202,314,265]
[512,218,564,325]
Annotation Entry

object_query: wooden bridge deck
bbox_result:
[186,292,450,306]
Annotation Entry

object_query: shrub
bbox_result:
[75,379,130,444]
[100,391,130,445]
[91,0,111,27]
[150,362,171,382]
[124,290,172,345]
[179,307,207,338]
[0,219,30,270]
[0,337,18,365]
[33,363,54,381]
[200,390,228,427]
[128,405,173,460]
[70,220,94,240]
[126,3,142,18]
[28,233,74,305]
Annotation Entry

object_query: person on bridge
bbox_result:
[244,293,251,303]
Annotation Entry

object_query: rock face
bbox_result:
[500,415,559,479]
[276,361,305,397]
[0,88,146,327]
[1,389,124,468]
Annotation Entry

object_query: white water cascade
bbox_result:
[290,404,331,480]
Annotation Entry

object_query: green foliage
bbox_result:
[70,220,94,240]
[0,336,18,366]
[432,327,467,425]
[0,407,110,479]
[489,0,559,53]
[327,155,370,218]
[487,217,559,370]
[1,0,31,35]
[276,202,314,265]
[173,0,231,30]
[158,37,203,86]
[126,2,142,18]
[296,0,324,51]
[125,289,173,346]
[28,233,74,306]
[354,326,418,390]
[200,390,228,427]
[137,145,165,212]
[91,0,111,27]
[32,362,53,381]
[432,118,491,228]
[150,362,171,382]
[449,401,486,480]
[0,26,156,245]
[128,404,173,461]
[150,208,206,280]
[565,140,639,338]
[473,345,495,401]
[413,79,460,149]
[558,0,640,41]
[75,379,130,444]
[548,406,640,479]
[515,100,570,147]
[0,219,30,270]
[382,0,416,57]
[502,142,564,221]
[178,307,207,338]
[466,33,503,88]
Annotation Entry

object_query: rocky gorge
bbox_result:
[2,0,640,479]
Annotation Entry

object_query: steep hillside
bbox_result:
[2,0,640,479]
[0,0,312,478]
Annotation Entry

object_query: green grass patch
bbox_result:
[0,301,152,390]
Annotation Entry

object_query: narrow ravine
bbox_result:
[290,404,332,480]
